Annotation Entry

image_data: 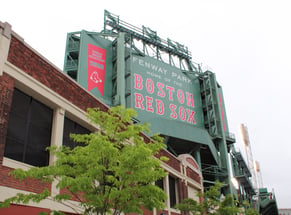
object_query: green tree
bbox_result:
[242,200,259,215]
[175,182,258,215]
[0,106,167,215]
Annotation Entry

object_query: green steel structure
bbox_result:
[258,188,279,215]
[63,10,278,214]
[230,147,256,202]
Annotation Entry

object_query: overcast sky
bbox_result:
[1,0,290,209]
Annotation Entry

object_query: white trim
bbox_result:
[49,108,65,196]
[50,107,65,165]
[161,162,182,179]
[2,157,33,171]
[187,185,200,202]
[167,174,181,214]
[186,176,203,190]
[164,174,171,214]
[0,186,84,214]
[177,154,203,190]
[0,23,11,76]
[178,154,201,175]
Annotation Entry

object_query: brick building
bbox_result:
[0,21,203,214]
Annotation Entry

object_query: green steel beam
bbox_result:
[211,72,232,194]
[116,32,126,106]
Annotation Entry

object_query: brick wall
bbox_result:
[186,167,201,184]
[158,150,181,172]
[178,179,188,202]
[0,165,51,193]
[0,204,50,215]
[7,36,107,113]
[186,157,199,170]
[0,73,14,164]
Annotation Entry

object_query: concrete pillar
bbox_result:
[0,22,12,76]
[49,107,65,196]
[49,108,65,164]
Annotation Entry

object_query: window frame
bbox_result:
[62,116,91,149]
[168,174,179,208]
[4,88,53,167]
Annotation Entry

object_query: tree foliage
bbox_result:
[0,106,168,215]
[242,200,260,215]
[175,182,258,215]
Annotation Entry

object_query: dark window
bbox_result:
[5,89,53,167]
[169,175,177,208]
[63,117,90,148]
[155,178,164,191]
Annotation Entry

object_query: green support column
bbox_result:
[193,147,202,171]
[117,32,126,106]
[211,73,232,194]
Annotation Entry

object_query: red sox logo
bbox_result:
[87,44,106,96]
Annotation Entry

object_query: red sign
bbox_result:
[218,93,226,131]
[87,44,106,95]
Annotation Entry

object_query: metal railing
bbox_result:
[104,10,192,61]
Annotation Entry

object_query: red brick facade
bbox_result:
[0,164,51,193]
[186,167,201,184]
[0,204,50,215]
[0,73,14,164]
[158,149,181,172]
[7,36,108,113]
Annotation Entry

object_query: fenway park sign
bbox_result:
[131,56,203,126]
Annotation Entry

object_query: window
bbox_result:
[169,175,178,208]
[63,117,90,148]
[5,89,53,167]
[155,178,165,191]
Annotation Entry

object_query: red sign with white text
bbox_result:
[87,44,106,95]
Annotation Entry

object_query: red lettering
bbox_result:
[179,107,186,121]
[133,75,197,124]
[157,82,165,97]
[146,96,154,112]
[186,92,194,107]
[156,99,164,115]
[166,86,175,101]
[177,89,184,104]
[170,104,177,119]
[187,109,196,124]
[135,93,144,110]
[146,79,154,94]
[134,74,143,90]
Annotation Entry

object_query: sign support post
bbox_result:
[117,32,126,106]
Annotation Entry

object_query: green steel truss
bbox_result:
[200,71,220,138]
[230,147,255,202]
[63,32,81,81]
[103,10,201,74]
